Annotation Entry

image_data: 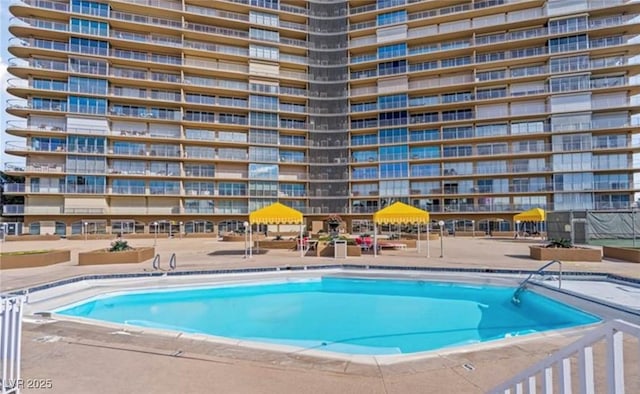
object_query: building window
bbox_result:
[249,163,278,179]
[70,18,108,36]
[378,94,407,110]
[379,111,407,127]
[378,43,406,59]
[380,162,408,178]
[378,60,406,76]
[250,28,279,42]
[379,127,407,144]
[250,11,278,26]
[250,0,278,10]
[69,37,108,56]
[68,96,107,114]
[549,34,588,54]
[68,76,107,95]
[377,10,407,26]
[249,44,279,60]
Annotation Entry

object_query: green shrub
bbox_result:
[109,240,132,252]
[545,238,573,248]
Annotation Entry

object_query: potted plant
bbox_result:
[545,238,573,249]
[109,239,132,252]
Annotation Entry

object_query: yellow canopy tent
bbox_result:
[513,208,546,238]
[513,207,545,222]
[372,202,430,257]
[249,202,304,257]
[249,202,303,225]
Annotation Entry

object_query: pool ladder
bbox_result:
[151,253,177,271]
[512,260,562,305]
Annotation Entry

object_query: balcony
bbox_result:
[5,141,67,154]
[110,10,182,29]
[110,186,145,195]
[108,107,182,121]
[5,120,112,136]
[183,57,249,75]
[115,0,182,11]
[110,29,182,49]
[8,57,68,73]
[63,208,105,214]
[14,0,69,12]
[2,183,26,193]
[6,99,66,112]
[2,205,25,215]
[10,16,68,32]
[184,207,215,214]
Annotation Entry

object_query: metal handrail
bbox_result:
[168,253,176,271]
[512,260,562,304]
[152,254,160,270]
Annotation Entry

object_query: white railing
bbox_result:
[490,319,640,394]
[0,296,25,394]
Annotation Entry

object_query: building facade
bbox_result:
[3,0,640,235]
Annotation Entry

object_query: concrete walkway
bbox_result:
[2,236,639,292]
[2,237,639,394]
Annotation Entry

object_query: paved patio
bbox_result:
[2,236,639,393]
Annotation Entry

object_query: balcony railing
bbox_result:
[5,141,67,153]
[4,162,65,173]
[15,0,69,11]
[110,10,182,29]
[349,0,626,28]
[183,58,248,74]
[116,0,182,11]
[11,16,68,32]
[2,183,26,193]
[6,99,67,112]
[2,205,25,215]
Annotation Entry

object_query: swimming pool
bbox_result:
[56,277,599,355]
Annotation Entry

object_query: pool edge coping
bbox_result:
[39,284,607,366]
[4,263,640,299]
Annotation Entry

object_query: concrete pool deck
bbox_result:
[2,236,640,393]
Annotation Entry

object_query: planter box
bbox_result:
[255,240,297,250]
[491,231,517,238]
[67,234,115,241]
[5,234,61,242]
[122,234,160,239]
[377,239,418,248]
[317,243,361,257]
[529,246,601,262]
[602,246,640,263]
[399,239,416,248]
[221,234,266,242]
[183,233,217,238]
[78,247,155,265]
[403,233,440,240]
[0,250,71,270]
[449,231,477,237]
[267,232,299,237]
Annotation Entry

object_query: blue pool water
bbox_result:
[57,277,600,355]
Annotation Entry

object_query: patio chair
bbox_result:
[355,237,369,251]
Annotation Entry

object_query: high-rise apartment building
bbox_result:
[3,0,640,236]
